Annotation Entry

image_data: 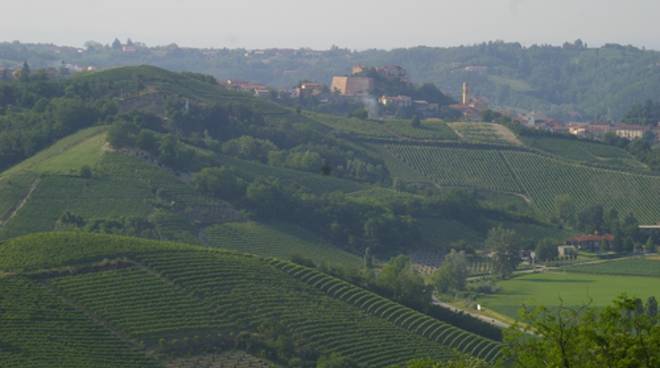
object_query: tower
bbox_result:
[462,82,470,105]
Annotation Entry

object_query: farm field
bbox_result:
[477,272,660,320]
[0,232,501,367]
[563,257,660,278]
[203,221,362,268]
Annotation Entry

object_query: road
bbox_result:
[432,296,511,330]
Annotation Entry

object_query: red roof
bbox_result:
[569,234,614,242]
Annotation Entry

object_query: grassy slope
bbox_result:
[477,271,660,319]
[0,232,501,366]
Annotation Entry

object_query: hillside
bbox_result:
[0,232,501,367]
[3,41,660,119]
[2,65,659,251]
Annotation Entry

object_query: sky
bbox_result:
[2,0,660,50]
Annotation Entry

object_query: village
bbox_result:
[220,64,660,143]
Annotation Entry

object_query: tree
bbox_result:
[577,205,604,233]
[20,61,31,82]
[316,353,356,368]
[648,296,658,317]
[485,226,520,279]
[411,115,421,128]
[79,165,93,179]
[554,194,576,226]
[504,296,660,368]
[111,38,122,50]
[376,255,431,308]
[431,250,468,293]
[535,238,558,262]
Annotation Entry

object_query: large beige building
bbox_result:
[331,76,374,96]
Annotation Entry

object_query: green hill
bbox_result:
[0,232,501,367]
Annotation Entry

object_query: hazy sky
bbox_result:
[3,0,660,50]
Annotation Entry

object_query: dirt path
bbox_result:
[0,177,41,226]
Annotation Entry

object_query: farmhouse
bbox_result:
[566,233,614,252]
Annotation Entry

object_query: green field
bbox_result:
[203,221,362,268]
[0,232,501,367]
[563,257,660,278]
[477,272,660,320]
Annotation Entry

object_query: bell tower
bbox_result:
[462,82,470,105]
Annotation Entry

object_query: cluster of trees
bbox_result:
[624,99,660,125]
[56,211,159,239]
[432,227,522,297]
[555,197,652,253]
[192,167,418,254]
[0,71,118,171]
[397,295,659,368]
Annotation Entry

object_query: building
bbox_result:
[298,81,325,96]
[223,79,271,97]
[330,76,374,96]
[557,245,578,257]
[378,95,412,108]
[566,233,614,252]
[614,124,648,140]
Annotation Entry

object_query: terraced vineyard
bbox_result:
[203,221,362,268]
[502,151,660,223]
[383,144,521,192]
[268,259,501,362]
[0,276,160,368]
[167,352,273,368]
[0,232,501,367]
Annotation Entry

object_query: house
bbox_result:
[378,95,412,108]
[566,233,614,252]
[568,123,589,137]
[330,76,373,96]
[557,245,578,257]
[297,81,325,96]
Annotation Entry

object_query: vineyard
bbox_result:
[383,144,521,192]
[562,257,660,278]
[0,232,501,367]
[373,141,660,223]
[502,151,660,223]
[522,136,649,171]
[447,123,521,146]
[167,352,273,368]
[203,221,362,268]
[0,276,160,368]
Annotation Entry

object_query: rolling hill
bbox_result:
[0,232,501,367]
